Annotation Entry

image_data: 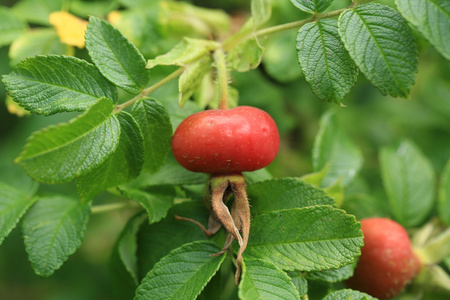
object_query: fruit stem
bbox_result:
[213,47,229,110]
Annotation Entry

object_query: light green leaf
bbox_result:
[134,240,226,300]
[338,3,418,98]
[396,0,450,60]
[21,195,91,277]
[238,259,300,300]
[252,0,271,28]
[131,98,172,173]
[16,98,120,184]
[245,206,363,271]
[297,19,358,104]
[288,273,308,297]
[120,186,175,224]
[290,0,333,13]
[9,28,74,67]
[179,55,212,106]
[85,16,150,94]
[2,55,118,115]
[227,33,264,72]
[247,178,335,216]
[0,182,37,246]
[0,7,28,47]
[323,289,376,300]
[11,0,63,25]
[146,37,219,69]
[313,111,363,187]
[439,159,450,226]
[76,111,144,201]
[380,140,436,227]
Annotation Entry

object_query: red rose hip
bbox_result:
[172,106,280,174]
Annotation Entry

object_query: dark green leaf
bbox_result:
[131,98,172,173]
[380,140,436,227]
[297,19,358,104]
[0,7,28,47]
[0,182,37,246]
[134,241,225,300]
[439,159,450,226]
[338,3,418,98]
[396,0,450,60]
[16,98,120,183]
[76,111,144,201]
[247,178,335,216]
[21,195,91,277]
[245,206,363,271]
[322,289,376,300]
[290,0,333,13]
[306,262,355,283]
[238,259,300,300]
[85,16,150,94]
[2,55,118,115]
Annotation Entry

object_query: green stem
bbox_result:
[90,202,137,214]
[213,47,229,110]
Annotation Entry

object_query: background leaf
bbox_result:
[380,140,436,227]
[245,206,363,272]
[312,111,363,188]
[131,97,172,173]
[322,289,376,300]
[0,182,37,246]
[297,19,358,104]
[76,111,144,201]
[439,159,450,226]
[11,0,63,26]
[21,195,91,277]
[396,0,450,60]
[238,259,300,300]
[0,7,28,47]
[251,0,271,28]
[85,16,150,94]
[247,177,335,216]
[290,0,333,13]
[338,3,418,98]
[305,263,355,283]
[178,55,212,106]
[2,55,118,115]
[227,34,263,72]
[16,98,120,183]
[134,240,225,300]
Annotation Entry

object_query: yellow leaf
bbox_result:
[49,11,87,48]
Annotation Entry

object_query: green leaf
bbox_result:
[238,259,300,300]
[2,55,118,115]
[134,240,226,300]
[227,33,264,72]
[297,19,358,104]
[11,0,63,26]
[0,182,37,246]
[146,37,219,69]
[290,0,333,13]
[252,0,271,28]
[288,273,308,297]
[120,186,175,224]
[76,111,144,201]
[439,159,450,226]
[396,0,450,60]
[306,263,355,283]
[85,16,150,94]
[380,140,436,227]
[179,55,212,106]
[338,3,418,98]
[0,7,28,47]
[9,28,74,67]
[16,98,120,184]
[312,111,363,187]
[131,98,172,173]
[323,289,376,300]
[21,195,91,277]
[247,178,335,216]
[245,206,363,272]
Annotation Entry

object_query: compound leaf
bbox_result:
[245,206,363,272]
[297,19,358,104]
[134,241,225,300]
[290,0,333,13]
[396,0,450,60]
[2,55,117,115]
[85,16,150,94]
[21,195,91,277]
[338,3,418,98]
[16,98,120,183]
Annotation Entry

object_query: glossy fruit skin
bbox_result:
[172,106,279,174]
[346,218,422,300]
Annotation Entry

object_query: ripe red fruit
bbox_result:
[172,106,279,174]
[346,218,422,300]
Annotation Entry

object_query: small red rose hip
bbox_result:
[346,218,422,300]
[172,106,280,174]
